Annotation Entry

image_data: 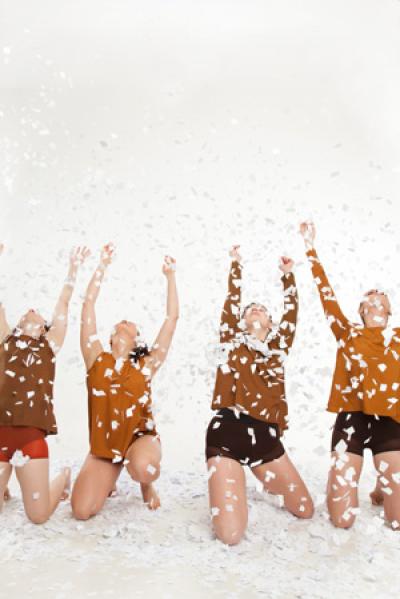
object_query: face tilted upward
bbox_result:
[110,320,138,351]
[359,290,392,327]
[242,303,272,331]
[17,309,48,337]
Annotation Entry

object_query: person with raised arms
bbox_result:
[71,244,179,519]
[0,243,90,523]
[300,221,400,530]
[206,245,314,545]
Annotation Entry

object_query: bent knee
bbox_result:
[72,506,93,521]
[331,517,355,529]
[214,525,245,546]
[329,511,356,529]
[71,498,95,521]
[213,517,247,546]
[294,502,314,519]
[27,511,49,525]
[127,459,160,483]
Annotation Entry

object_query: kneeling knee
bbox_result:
[127,460,160,484]
[71,501,93,521]
[330,514,355,529]
[28,512,49,525]
[215,527,244,546]
[213,521,246,546]
[295,501,314,519]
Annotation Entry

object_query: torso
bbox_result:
[0,333,57,435]
[212,334,289,433]
[87,352,156,460]
[329,325,400,421]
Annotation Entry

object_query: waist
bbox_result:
[217,407,278,429]
[0,425,46,442]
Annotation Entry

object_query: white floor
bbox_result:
[2,447,400,599]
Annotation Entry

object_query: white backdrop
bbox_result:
[1,2,400,597]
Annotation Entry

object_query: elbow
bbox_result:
[82,297,95,308]
[167,314,179,323]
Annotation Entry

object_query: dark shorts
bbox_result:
[331,411,400,457]
[0,426,49,462]
[205,408,285,467]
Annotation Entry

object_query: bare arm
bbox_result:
[143,256,179,378]
[0,243,11,344]
[300,222,350,340]
[219,245,242,343]
[45,247,90,354]
[80,244,114,371]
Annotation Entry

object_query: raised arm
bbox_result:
[300,222,351,340]
[0,244,11,344]
[270,256,299,353]
[143,255,179,378]
[219,245,242,343]
[80,243,114,371]
[45,247,90,354]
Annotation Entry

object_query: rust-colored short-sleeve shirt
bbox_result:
[87,352,157,461]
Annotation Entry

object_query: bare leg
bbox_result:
[327,451,363,529]
[0,463,12,512]
[373,451,400,530]
[125,436,162,510]
[207,456,248,545]
[14,459,71,524]
[71,454,122,520]
[251,452,314,519]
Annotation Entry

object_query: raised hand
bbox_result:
[279,256,294,274]
[299,222,316,247]
[70,246,91,267]
[0,243,4,256]
[162,255,176,277]
[229,245,242,263]
[100,243,115,267]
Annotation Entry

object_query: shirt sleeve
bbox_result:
[219,260,242,343]
[306,247,351,340]
[269,272,298,354]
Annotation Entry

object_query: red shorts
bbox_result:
[0,426,49,462]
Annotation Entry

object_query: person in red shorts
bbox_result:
[0,242,89,523]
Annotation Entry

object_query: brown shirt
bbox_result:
[211,261,298,434]
[87,352,157,461]
[0,333,57,435]
[307,248,400,422]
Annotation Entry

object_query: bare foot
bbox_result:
[61,467,71,501]
[4,487,11,501]
[370,488,384,506]
[140,483,160,510]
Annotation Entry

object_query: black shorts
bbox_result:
[331,411,400,457]
[205,408,285,467]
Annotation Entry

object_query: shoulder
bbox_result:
[87,351,111,375]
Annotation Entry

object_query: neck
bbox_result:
[248,326,270,342]
[20,328,43,339]
[365,322,388,329]
[111,339,132,361]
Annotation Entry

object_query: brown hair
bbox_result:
[109,331,150,364]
